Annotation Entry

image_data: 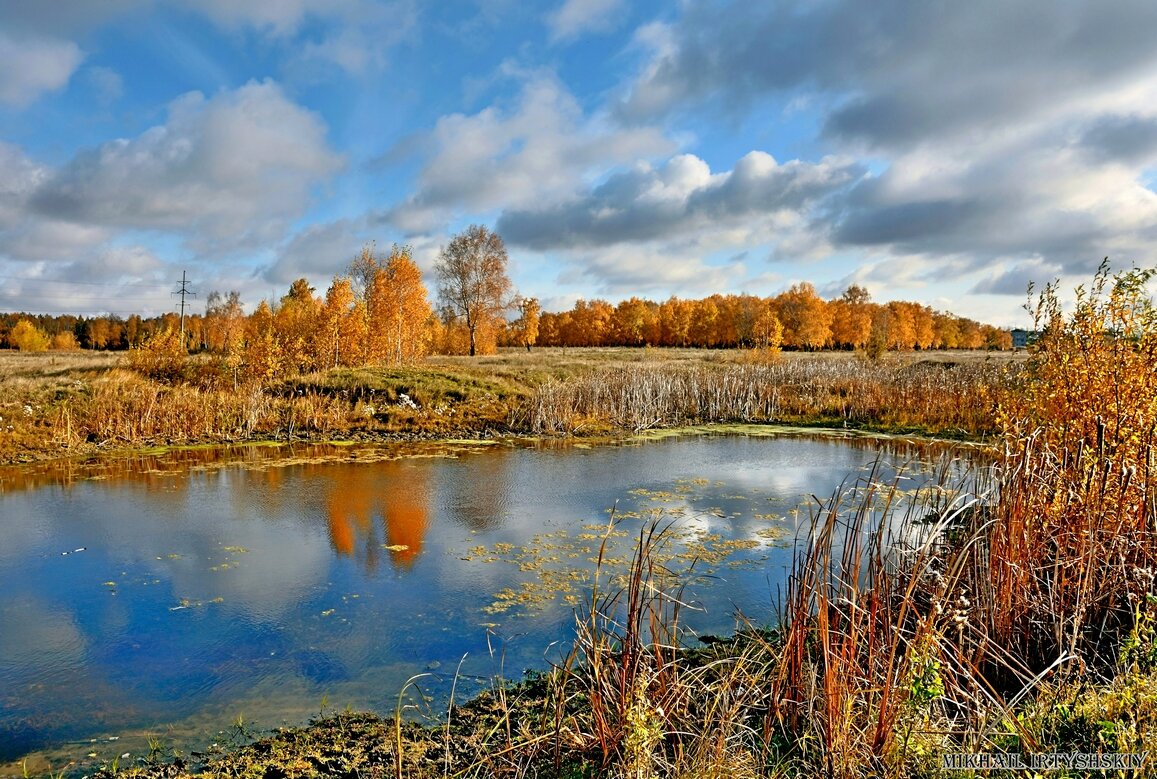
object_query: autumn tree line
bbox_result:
[534,284,1011,352]
[0,227,536,383]
[0,225,1010,375]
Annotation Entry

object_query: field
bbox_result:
[0,346,1018,466]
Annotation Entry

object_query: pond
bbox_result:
[0,432,963,771]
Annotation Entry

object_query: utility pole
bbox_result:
[172,270,197,348]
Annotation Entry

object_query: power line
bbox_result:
[0,276,171,289]
[0,307,167,312]
[171,270,196,342]
[0,293,169,302]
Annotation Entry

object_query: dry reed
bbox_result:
[756,265,1157,776]
[517,358,1007,437]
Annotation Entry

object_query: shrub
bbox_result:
[50,331,79,350]
[127,328,188,384]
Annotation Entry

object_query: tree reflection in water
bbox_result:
[325,460,430,571]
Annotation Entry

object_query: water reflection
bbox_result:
[324,461,431,569]
[440,449,514,531]
[0,432,979,771]
[0,441,477,495]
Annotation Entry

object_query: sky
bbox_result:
[3,1,1157,327]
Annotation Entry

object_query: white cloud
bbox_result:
[0,144,113,266]
[825,101,1157,279]
[383,74,674,234]
[0,80,343,316]
[262,217,369,284]
[498,150,862,250]
[0,142,48,229]
[551,242,750,298]
[0,32,83,106]
[29,79,343,252]
[603,0,1157,297]
[85,65,125,105]
[970,258,1065,296]
[548,0,623,42]
[177,0,320,36]
[93,245,166,278]
[617,0,1157,142]
[489,149,863,301]
[0,220,111,264]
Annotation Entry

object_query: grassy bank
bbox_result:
[0,347,1016,465]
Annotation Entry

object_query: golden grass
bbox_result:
[0,347,1018,464]
[754,266,1157,777]
[518,356,1010,436]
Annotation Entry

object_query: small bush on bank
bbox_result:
[127,329,188,384]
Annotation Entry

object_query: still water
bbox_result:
[0,433,957,769]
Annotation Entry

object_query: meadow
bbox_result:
[0,346,1016,466]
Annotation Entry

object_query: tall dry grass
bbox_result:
[757,265,1157,776]
[766,462,1000,777]
[974,266,1157,676]
[539,515,784,778]
[516,357,1007,436]
[65,369,360,446]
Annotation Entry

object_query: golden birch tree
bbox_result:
[9,319,50,351]
[776,282,833,349]
[434,225,511,356]
[373,246,432,364]
[276,278,321,372]
[320,276,357,368]
[828,285,873,349]
[244,300,283,383]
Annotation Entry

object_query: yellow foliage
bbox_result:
[9,319,50,351]
[510,296,541,350]
[1010,262,1157,457]
[989,261,1157,661]
[351,244,435,365]
[127,328,188,383]
[243,301,283,384]
[436,317,500,356]
[370,247,433,365]
[50,331,79,350]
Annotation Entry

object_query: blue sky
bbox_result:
[4,0,1157,326]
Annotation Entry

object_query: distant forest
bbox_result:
[0,242,1011,367]
[0,282,1010,357]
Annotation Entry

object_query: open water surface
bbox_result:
[0,432,964,772]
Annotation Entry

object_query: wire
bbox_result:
[2,307,178,314]
[0,276,172,289]
[1,295,168,303]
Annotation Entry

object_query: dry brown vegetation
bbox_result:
[0,347,1017,465]
[762,266,1157,776]
[517,355,1006,436]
